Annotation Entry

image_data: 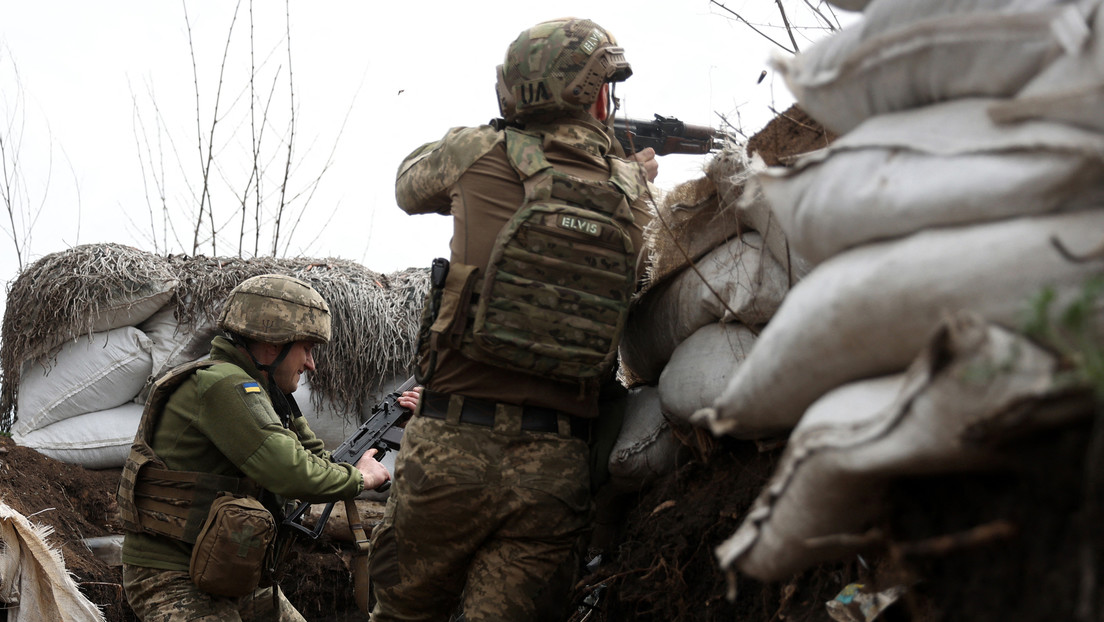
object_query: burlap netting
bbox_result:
[1,243,428,429]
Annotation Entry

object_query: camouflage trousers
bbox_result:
[122,564,305,622]
[369,405,593,622]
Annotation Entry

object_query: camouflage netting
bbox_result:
[0,243,429,430]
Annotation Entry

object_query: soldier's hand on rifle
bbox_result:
[398,386,422,412]
[356,448,392,490]
[629,147,658,183]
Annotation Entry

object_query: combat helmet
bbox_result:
[496,17,632,122]
[218,274,331,345]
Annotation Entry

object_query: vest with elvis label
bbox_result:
[444,127,647,383]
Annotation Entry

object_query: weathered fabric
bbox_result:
[122,564,304,622]
[121,337,362,571]
[369,412,591,622]
[396,116,653,418]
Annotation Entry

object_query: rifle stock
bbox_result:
[283,375,417,540]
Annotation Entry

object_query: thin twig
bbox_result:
[709,0,795,55]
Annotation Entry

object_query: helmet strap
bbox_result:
[228,332,297,427]
[604,83,621,134]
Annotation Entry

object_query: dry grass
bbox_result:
[1,244,428,430]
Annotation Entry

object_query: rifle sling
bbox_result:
[345,498,373,613]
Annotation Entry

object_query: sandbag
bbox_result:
[0,502,107,621]
[658,322,758,426]
[138,304,220,380]
[773,0,1086,133]
[718,313,1091,583]
[608,385,684,493]
[642,172,747,289]
[710,151,813,285]
[990,0,1104,131]
[13,403,143,469]
[619,234,788,383]
[694,209,1104,439]
[761,99,1104,264]
[14,327,152,437]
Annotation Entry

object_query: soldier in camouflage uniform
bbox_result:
[120,274,413,621]
[371,18,657,622]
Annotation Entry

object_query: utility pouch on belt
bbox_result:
[429,262,481,350]
[189,492,276,598]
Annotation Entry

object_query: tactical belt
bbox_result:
[420,389,590,442]
[133,467,262,543]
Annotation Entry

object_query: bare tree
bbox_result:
[0,45,57,273]
[129,0,345,259]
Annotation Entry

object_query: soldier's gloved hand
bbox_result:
[356,448,392,491]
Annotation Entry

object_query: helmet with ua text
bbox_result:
[217,274,331,345]
[496,17,632,122]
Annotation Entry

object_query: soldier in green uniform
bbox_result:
[119,274,415,621]
[370,17,658,622]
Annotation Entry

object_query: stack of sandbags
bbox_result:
[609,152,802,490]
[1,244,427,470]
[716,312,1092,582]
[4,244,176,469]
[693,0,1104,587]
[12,328,154,469]
[697,0,1104,439]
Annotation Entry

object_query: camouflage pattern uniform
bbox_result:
[123,566,304,622]
[121,275,364,621]
[371,18,652,622]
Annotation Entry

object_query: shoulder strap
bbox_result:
[118,359,259,543]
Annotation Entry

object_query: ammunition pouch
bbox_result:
[189,492,276,597]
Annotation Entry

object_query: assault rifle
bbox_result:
[613,114,729,156]
[283,375,417,540]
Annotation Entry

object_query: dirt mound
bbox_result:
[0,435,368,621]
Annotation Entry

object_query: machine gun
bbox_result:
[613,114,729,156]
[282,376,417,540]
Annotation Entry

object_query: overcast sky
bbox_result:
[0,1,853,295]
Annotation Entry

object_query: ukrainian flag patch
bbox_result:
[242,381,262,393]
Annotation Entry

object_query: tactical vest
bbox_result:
[117,360,260,544]
[423,127,645,384]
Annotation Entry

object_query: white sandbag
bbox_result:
[989,0,1104,130]
[710,151,813,285]
[0,502,107,621]
[761,99,1104,264]
[773,1,1086,133]
[718,313,1091,582]
[619,234,788,383]
[138,304,220,379]
[608,385,684,492]
[658,323,758,426]
[12,403,143,470]
[14,327,152,436]
[694,209,1104,439]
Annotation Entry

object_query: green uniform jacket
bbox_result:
[121,336,364,571]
